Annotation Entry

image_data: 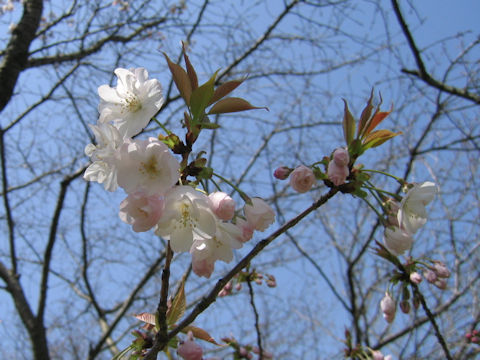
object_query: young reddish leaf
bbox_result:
[342,99,355,146]
[166,277,186,326]
[134,312,156,326]
[163,52,192,105]
[190,71,218,121]
[208,79,244,105]
[364,105,393,136]
[182,325,220,345]
[208,97,267,114]
[358,89,374,138]
[363,129,402,150]
[182,42,198,90]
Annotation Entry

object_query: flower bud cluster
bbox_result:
[218,271,276,297]
[466,329,480,345]
[221,336,273,359]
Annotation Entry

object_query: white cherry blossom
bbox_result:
[397,181,436,234]
[116,137,180,195]
[98,67,163,138]
[383,226,413,256]
[155,186,217,253]
[84,123,122,191]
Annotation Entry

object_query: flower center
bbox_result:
[140,155,161,179]
[122,92,142,113]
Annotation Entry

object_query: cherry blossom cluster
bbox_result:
[84,67,275,278]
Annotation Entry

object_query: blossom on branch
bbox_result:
[116,137,180,195]
[84,123,123,191]
[397,181,437,234]
[119,191,165,232]
[383,226,413,256]
[98,67,163,138]
[155,186,217,253]
[244,198,275,231]
[178,331,203,360]
[208,191,235,220]
[289,165,316,193]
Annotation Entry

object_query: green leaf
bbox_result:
[190,71,218,122]
[358,89,374,138]
[348,139,364,158]
[208,97,267,115]
[353,187,368,199]
[163,53,192,106]
[362,129,402,150]
[182,325,220,345]
[208,79,244,105]
[182,42,198,90]
[134,312,156,326]
[342,99,355,146]
[166,277,186,326]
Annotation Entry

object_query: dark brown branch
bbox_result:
[391,0,480,104]
[0,0,44,112]
[144,187,338,358]
[247,277,264,360]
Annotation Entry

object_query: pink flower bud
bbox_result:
[380,293,396,323]
[371,350,384,360]
[235,283,242,291]
[244,198,275,231]
[273,166,291,180]
[119,191,165,232]
[400,300,411,314]
[239,347,249,357]
[433,261,450,278]
[472,336,480,344]
[327,160,349,186]
[208,191,236,221]
[178,331,203,360]
[409,272,422,284]
[433,278,447,290]
[333,147,349,167]
[423,269,437,283]
[289,165,316,193]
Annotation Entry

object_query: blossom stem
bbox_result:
[152,116,172,135]
[362,169,405,184]
[361,196,385,225]
[362,184,402,201]
[212,172,250,203]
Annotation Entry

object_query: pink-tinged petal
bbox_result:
[171,226,194,252]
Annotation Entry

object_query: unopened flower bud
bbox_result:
[380,293,396,323]
[235,283,242,291]
[433,261,450,278]
[327,160,349,186]
[333,147,349,167]
[274,166,291,180]
[289,165,316,193]
[208,191,236,221]
[400,300,411,314]
[371,350,384,360]
[178,331,203,360]
[423,269,437,283]
[472,336,480,344]
[409,272,422,284]
[433,278,447,290]
[239,347,249,357]
[413,295,420,310]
